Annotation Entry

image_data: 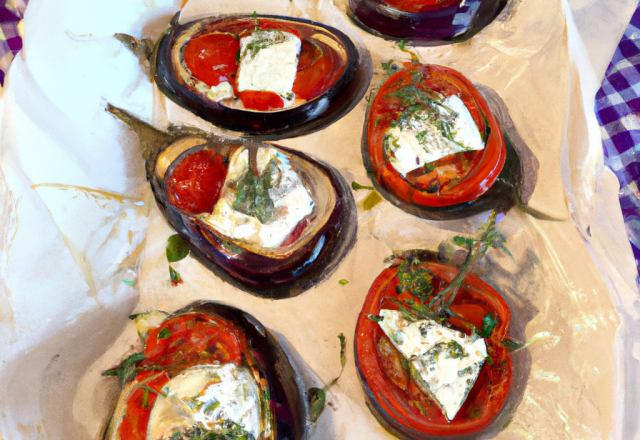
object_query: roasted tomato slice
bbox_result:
[239,90,285,111]
[355,260,512,437]
[293,39,345,101]
[141,313,246,372]
[117,371,170,440]
[183,33,240,88]
[366,63,505,208]
[165,149,229,215]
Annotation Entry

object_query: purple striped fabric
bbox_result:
[595,4,640,282]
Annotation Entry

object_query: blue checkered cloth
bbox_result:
[595,5,640,283]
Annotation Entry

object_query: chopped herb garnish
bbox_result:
[102,352,146,386]
[308,333,347,423]
[339,279,349,285]
[169,266,183,286]
[351,181,374,191]
[501,338,526,352]
[479,313,498,338]
[121,279,136,287]
[158,327,171,340]
[381,59,400,77]
[231,159,279,224]
[363,190,383,210]
[394,256,433,299]
[367,314,383,323]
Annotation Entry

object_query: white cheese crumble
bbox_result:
[236,30,301,107]
[201,147,315,249]
[147,363,263,439]
[377,309,487,421]
[386,95,485,176]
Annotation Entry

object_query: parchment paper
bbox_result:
[1,0,639,438]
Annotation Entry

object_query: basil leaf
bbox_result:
[351,181,374,191]
[363,191,383,211]
[166,234,190,263]
[102,352,146,387]
[480,313,498,338]
[308,387,326,423]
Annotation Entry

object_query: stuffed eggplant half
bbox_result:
[355,251,513,438]
[364,63,519,220]
[348,0,508,43]
[154,14,371,138]
[107,105,356,298]
[103,302,305,440]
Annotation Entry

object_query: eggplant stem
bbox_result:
[106,104,173,161]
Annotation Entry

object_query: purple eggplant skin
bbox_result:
[154,14,372,140]
[347,0,508,44]
[106,105,357,299]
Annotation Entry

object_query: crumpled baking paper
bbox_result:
[1,0,639,438]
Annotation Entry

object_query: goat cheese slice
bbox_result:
[377,309,487,421]
[147,363,265,439]
[236,29,301,106]
[201,147,315,249]
[386,95,485,176]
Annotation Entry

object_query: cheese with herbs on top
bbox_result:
[200,147,315,249]
[147,363,267,439]
[236,29,301,107]
[385,95,485,176]
[377,309,487,421]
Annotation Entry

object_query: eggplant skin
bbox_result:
[154,14,371,139]
[148,135,358,299]
[347,0,508,43]
[102,301,307,440]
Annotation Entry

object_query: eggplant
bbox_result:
[102,301,306,440]
[107,104,356,299]
[348,0,508,43]
[151,14,372,139]
[363,63,523,220]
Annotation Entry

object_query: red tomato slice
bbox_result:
[183,33,240,88]
[142,313,245,372]
[165,149,229,215]
[293,39,345,101]
[258,22,303,39]
[117,371,170,440]
[355,260,512,436]
[367,64,506,208]
[239,90,285,111]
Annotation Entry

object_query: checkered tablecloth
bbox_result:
[1,1,639,281]
[595,5,640,282]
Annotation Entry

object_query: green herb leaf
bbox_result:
[142,388,149,408]
[232,160,279,223]
[367,314,383,322]
[338,333,346,368]
[381,59,399,77]
[169,266,183,285]
[396,39,408,51]
[351,181,374,191]
[158,327,171,340]
[480,313,498,338]
[339,279,349,285]
[102,352,146,387]
[501,338,527,352]
[452,235,474,248]
[308,387,326,423]
[121,279,136,287]
[166,234,190,263]
[363,191,383,210]
[395,257,433,299]
[485,354,494,366]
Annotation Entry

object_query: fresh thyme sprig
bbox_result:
[385,210,511,323]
